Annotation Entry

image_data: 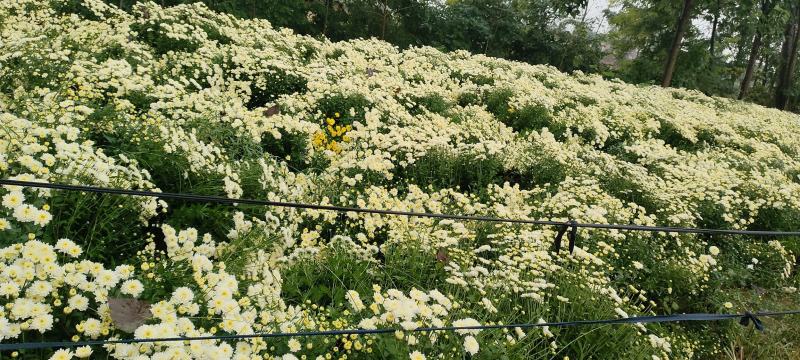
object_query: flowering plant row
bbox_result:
[1,0,799,359]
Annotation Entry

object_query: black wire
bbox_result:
[3,179,800,237]
[2,311,798,351]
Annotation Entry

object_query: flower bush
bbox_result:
[1,0,799,359]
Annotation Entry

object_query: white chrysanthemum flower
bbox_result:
[463,335,479,355]
[708,246,720,256]
[27,281,53,298]
[614,308,629,318]
[120,279,144,297]
[0,282,20,297]
[538,319,554,338]
[74,346,93,358]
[96,270,120,288]
[287,338,301,352]
[409,351,426,360]
[13,204,37,222]
[1,191,24,209]
[346,290,365,312]
[55,238,78,253]
[33,210,53,227]
[68,295,89,311]
[452,318,481,335]
[49,349,73,360]
[30,314,54,333]
[83,318,103,338]
[171,287,194,305]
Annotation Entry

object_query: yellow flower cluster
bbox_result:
[312,113,353,153]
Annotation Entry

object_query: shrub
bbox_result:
[245,66,308,109]
[405,94,451,115]
[399,148,503,194]
[485,88,555,134]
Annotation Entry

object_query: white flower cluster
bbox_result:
[0,237,132,342]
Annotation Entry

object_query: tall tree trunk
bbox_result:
[739,0,778,100]
[739,32,763,100]
[581,5,589,23]
[380,1,389,40]
[776,9,800,110]
[322,0,331,36]
[758,51,770,87]
[733,25,752,65]
[732,23,754,85]
[755,57,765,87]
[662,0,696,87]
[709,0,720,58]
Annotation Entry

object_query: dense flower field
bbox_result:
[1,0,800,359]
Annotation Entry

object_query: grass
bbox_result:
[721,289,800,359]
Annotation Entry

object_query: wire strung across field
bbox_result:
[1,311,799,351]
[1,178,800,351]
[3,179,800,238]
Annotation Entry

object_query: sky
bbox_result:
[583,0,713,36]
[586,0,611,33]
